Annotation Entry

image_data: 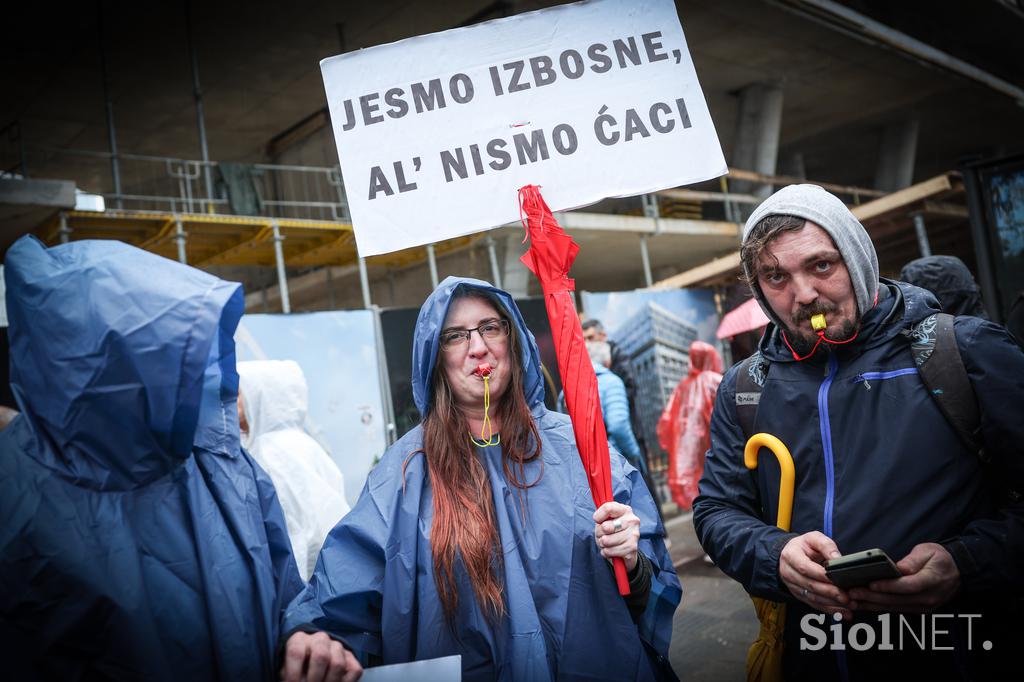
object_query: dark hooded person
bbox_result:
[899,254,989,318]
[0,236,304,681]
[280,276,680,682]
[693,185,1024,681]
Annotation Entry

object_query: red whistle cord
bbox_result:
[782,329,859,362]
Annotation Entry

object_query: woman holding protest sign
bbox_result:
[279,276,680,682]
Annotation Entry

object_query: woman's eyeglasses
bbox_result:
[440,319,510,351]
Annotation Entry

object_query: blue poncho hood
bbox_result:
[5,236,240,489]
[412,276,544,415]
[1,236,302,681]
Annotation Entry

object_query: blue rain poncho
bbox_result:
[283,276,681,680]
[0,236,303,681]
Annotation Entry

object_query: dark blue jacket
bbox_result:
[283,276,680,681]
[0,237,303,681]
[694,280,1024,680]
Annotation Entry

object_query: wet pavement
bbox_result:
[664,512,761,681]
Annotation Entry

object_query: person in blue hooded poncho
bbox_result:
[0,236,304,681]
[281,276,681,682]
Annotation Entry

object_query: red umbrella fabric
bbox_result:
[716,297,770,339]
[517,184,630,595]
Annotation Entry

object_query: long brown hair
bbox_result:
[412,289,543,622]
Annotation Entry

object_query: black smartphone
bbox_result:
[823,548,901,589]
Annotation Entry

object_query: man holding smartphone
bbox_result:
[693,184,1024,680]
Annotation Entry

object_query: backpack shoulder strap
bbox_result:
[734,350,769,439]
[909,312,983,458]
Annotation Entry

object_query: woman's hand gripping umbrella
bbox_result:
[743,433,795,682]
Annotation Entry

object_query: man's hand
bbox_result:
[779,531,853,620]
[848,542,960,612]
[281,631,362,682]
[594,501,641,572]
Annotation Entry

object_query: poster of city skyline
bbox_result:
[579,287,723,501]
[580,287,719,345]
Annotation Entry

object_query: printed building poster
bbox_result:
[580,288,720,487]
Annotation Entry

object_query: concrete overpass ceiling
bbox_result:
[785,80,1024,189]
[832,0,1024,87]
[5,0,495,167]
[4,0,1022,215]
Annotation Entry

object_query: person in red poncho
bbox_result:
[656,341,724,510]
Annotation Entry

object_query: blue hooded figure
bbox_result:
[282,276,681,681]
[0,236,303,681]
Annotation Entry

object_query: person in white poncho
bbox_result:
[238,360,350,581]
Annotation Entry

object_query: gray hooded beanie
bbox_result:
[741,184,880,328]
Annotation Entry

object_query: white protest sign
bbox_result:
[321,0,726,257]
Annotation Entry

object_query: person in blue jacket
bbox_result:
[281,276,680,682]
[0,236,304,681]
[587,338,647,476]
[693,185,1024,681]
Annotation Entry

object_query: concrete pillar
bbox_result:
[874,120,919,192]
[731,83,784,206]
[501,234,530,297]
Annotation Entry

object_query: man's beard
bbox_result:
[782,301,859,356]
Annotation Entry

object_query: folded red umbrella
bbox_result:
[518,184,629,596]
[716,297,770,339]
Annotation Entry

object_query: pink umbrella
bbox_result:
[716,298,770,339]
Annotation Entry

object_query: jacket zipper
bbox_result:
[819,354,839,538]
[818,354,849,682]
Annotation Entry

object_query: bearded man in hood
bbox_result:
[693,184,1024,681]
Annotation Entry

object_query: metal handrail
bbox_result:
[20,144,881,226]
[22,145,350,222]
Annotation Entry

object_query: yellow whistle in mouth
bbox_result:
[811,314,827,332]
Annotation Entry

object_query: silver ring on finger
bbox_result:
[802,587,810,599]
[613,519,623,533]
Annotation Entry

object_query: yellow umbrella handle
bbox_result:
[744,433,795,532]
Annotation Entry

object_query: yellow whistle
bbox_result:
[811,314,827,331]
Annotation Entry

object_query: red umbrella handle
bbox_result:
[612,557,629,595]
